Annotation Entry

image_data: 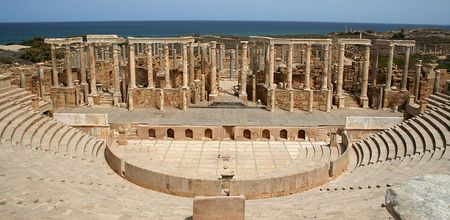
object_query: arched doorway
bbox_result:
[262,129,270,140]
[167,128,175,139]
[298,130,306,140]
[185,129,193,139]
[204,129,213,139]
[243,129,251,140]
[148,129,156,139]
[280,129,288,140]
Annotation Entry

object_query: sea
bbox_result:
[0,21,449,45]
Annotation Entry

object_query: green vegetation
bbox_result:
[437,60,450,71]
[392,29,406,39]
[19,38,52,63]
[0,57,13,64]
[377,55,404,68]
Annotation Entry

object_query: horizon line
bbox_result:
[0,19,449,27]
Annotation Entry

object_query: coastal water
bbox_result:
[0,20,449,44]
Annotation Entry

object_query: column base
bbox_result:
[208,93,218,103]
[308,90,314,112]
[88,94,99,106]
[239,92,248,103]
[334,95,345,108]
[359,96,369,109]
[288,90,294,112]
[266,88,276,112]
[325,89,331,112]
[113,92,122,106]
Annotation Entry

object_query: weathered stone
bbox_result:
[385,175,450,220]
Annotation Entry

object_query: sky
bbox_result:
[0,0,449,25]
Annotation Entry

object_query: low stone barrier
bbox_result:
[193,195,245,220]
[104,132,350,199]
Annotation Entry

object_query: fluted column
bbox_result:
[322,44,330,90]
[182,43,188,88]
[210,41,218,95]
[65,46,73,87]
[385,44,395,91]
[145,44,154,88]
[112,44,121,105]
[88,44,97,95]
[79,44,86,85]
[129,43,136,88]
[360,45,370,108]
[239,41,248,99]
[287,43,293,90]
[336,43,345,97]
[414,60,422,101]
[304,44,311,90]
[50,44,59,87]
[230,49,235,79]
[188,43,195,87]
[401,46,410,91]
[269,43,275,87]
[164,44,171,89]
[433,70,441,94]
[371,47,379,86]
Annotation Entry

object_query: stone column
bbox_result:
[252,42,258,102]
[230,49,236,79]
[371,47,379,86]
[38,65,45,98]
[414,60,422,101]
[360,45,370,108]
[433,70,441,94]
[209,41,218,97]
[50,44,59,87]
[322,44,330,90]
[112,44,121,105]
[234,45,239,78]
[79,44,86,85]
[269,43,275,87]
[146,45,154,89]
[287,43,293,90]
[65,46,73,87]
[219,43,225,75]
[88,44,97,96]
[300,48,305,64]
[304,44,311,90]
[239,41,248,101]
[401,46,410,91]
[189,43,195,87]
[385,44,395,91]
[182,44,188,88]
[164,44,171,89]
[172,47,177,69]
[129,43,137,88]
[336,43,345,108]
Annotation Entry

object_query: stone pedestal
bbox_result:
[182,88,188,111]
[158,89,164,111]
[335,95,345,108]
[308,90,314,112]
[266,87,275,112]
[325,89,332,112]
[288,90,294,112]
[118,128,127,145]
[360,96,369,109]
[128,88,134,110]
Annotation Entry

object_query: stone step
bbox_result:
[11,113,43,145]
[436,92,450,100]
[429,94,450,105]
[1,111,37,143]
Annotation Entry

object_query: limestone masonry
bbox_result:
[0,32,449,219]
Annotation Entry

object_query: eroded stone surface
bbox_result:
[385,175,450,220]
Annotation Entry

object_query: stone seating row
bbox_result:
[0,86,106,162]
[352,95,449,168]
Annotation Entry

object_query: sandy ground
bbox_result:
[0,45,30,52]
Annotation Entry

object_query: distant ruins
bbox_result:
[0,32,449,219]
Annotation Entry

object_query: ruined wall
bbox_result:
[293,90,310,111]
[274,89,289,111]
[131,88,158,108]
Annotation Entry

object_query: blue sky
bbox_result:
[1,0,449,25]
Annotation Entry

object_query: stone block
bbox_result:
[193,195,245,220]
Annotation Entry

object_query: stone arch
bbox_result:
[148,129,156,139]
[167,128,175,139]
[243,129,251,140]
[298,130,306,139]
[280,129,288,140]
[204,129,213,139]
[185,129,193,139]
[262,129,270,140]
